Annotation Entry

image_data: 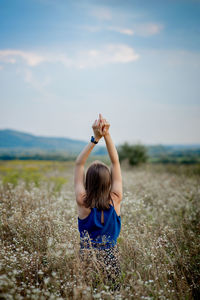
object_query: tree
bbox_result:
[118,142,148,166]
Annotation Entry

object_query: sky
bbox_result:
[0,0,200,145]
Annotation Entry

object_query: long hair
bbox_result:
[84,160,111,210]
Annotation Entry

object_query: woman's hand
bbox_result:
[92,113,110,141]
[101,118,110,136]
[92,114,103,141]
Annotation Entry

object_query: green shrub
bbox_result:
[118,142,148,166]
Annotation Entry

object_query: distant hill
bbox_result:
[146,143,200,164]
[0,129,107,156]
[0,129,199,162]
[147,144,200,156]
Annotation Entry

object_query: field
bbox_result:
[0,160,200,299]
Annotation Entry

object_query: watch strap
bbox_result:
[91,136,98,144]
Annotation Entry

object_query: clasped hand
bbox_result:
[92,113,110,141]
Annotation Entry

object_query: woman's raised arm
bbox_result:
[74,116,103,205]
[101,117,123,203]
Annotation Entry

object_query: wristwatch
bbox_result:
[91,136,98,144]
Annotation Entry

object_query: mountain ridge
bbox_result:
[0,129,200,159]
[0,129,106,155]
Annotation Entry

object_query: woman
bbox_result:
[74,113,123,290]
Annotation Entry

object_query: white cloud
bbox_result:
[84,22,163,37]
[0,50,45,66]
[52,53,73,67]
[106,44,139,63]
[107,26,134,36]
[0,45,140,69]
[134,23,163,36]
[76,44,139,68]
[0,49,74,68]
[84,25,134,35]
[18,68,56,102]
[90,7,112,20]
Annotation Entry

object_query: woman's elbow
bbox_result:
[75,158,83,166]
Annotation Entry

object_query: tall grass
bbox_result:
[0,161,199,299]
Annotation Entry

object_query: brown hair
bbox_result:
[84,160,111,210]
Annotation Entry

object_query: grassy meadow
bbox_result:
[0,160,200,299]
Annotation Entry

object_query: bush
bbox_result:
[118,142,148,166]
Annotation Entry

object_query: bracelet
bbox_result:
[91,136,98,144]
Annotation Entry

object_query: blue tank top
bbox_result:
[78,202,121,250]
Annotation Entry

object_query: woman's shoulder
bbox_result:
[78,199,121,220]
